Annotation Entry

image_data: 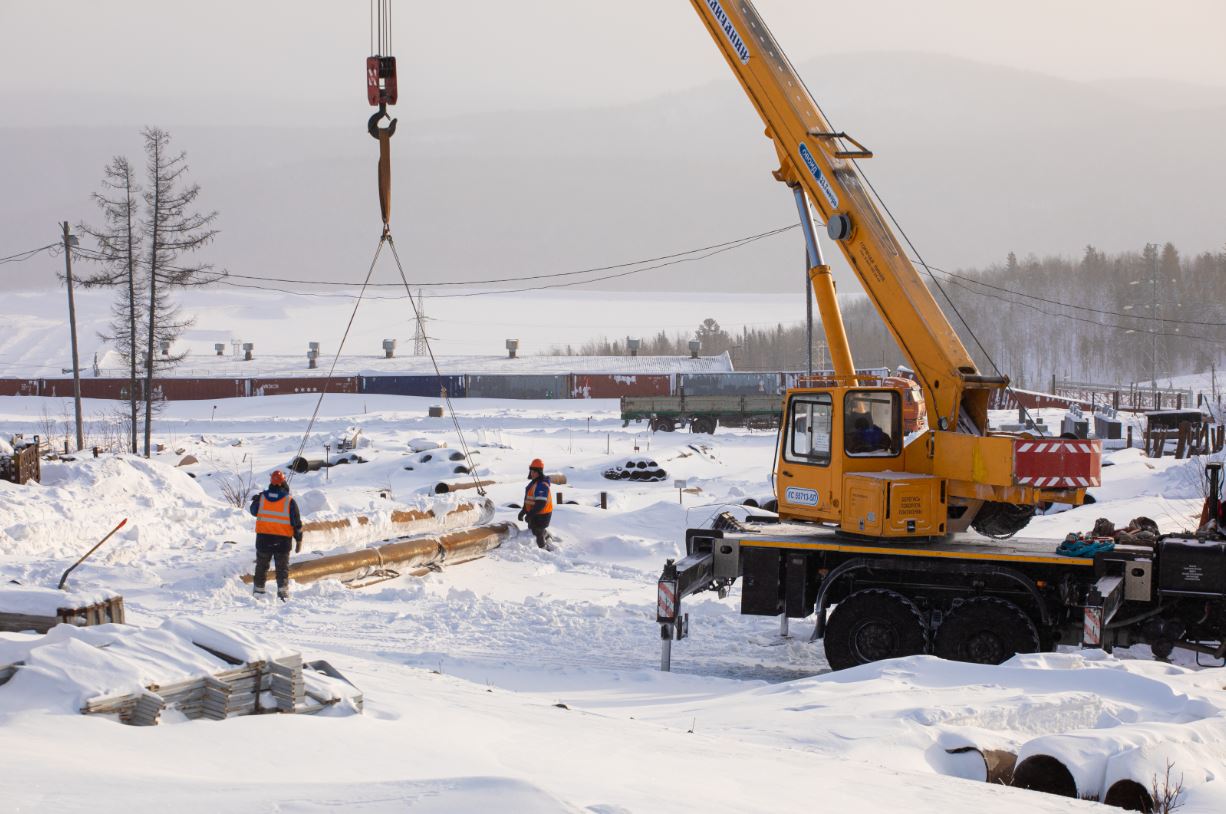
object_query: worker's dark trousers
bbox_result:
[528,513,552,548]
[254,536,292,591]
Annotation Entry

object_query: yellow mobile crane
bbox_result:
[691,0,1099,538]
[655,2,1127,671]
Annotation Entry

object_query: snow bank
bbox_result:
[0,455,244,562]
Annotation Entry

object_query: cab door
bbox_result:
[776,391,840,522]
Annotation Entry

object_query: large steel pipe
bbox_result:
[1012,754,1078,798]
[240,522,514,587]
[945,746,1017,785]
[433,479,495,494]
[299,498,494,550]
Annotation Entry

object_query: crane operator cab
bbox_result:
[776,386,946,540]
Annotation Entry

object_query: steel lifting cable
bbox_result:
[289,0,484,495]
[387,236,487,495]
[287,239,386,486]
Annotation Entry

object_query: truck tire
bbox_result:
[651,417,677,433]
[691,417,717,435]
[824,588,929,671]
[933,597,1039,665]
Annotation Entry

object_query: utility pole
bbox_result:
[61,222,84,451]
[1150,243,1159,393]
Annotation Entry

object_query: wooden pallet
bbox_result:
[0,596,125,634]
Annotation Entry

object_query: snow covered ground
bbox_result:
[1,395,1223,812]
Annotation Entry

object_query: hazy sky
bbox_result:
[3,0,1223,122]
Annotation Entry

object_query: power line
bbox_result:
[933,273,1222,345]
[207,225,799,288]
[0,243,57,265]
[920,260,1226,328]
[210,226,795,301]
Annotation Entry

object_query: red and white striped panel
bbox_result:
[657,580,677,622]
[1015,439,1101,488]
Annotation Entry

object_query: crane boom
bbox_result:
[690,0,1000,433]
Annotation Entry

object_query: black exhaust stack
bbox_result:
[1208,462,1222,531]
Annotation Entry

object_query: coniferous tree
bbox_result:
[139,127,219,456]
[78,156,143,453]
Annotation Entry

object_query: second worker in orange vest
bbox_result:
[517,458,553,549]
[248,469,303,600]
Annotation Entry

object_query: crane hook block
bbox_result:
[366,55,398,107]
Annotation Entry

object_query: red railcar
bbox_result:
[250,376,359,396]
[40,378,136,400]
[155,378,248,401]
[0,379,39,396]
[571,374,671,399]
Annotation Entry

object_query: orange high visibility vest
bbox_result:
[524,477,553,515]
[255,494,294,537]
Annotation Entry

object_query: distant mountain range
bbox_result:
[2,52,1223,293]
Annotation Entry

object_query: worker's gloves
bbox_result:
[517,510,527,522]
[293,531,303,553]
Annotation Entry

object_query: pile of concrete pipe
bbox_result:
[945,716,1226,810]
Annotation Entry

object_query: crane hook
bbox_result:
[368,104,398,140]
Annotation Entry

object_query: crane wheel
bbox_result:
[823,588,929,671]
[970,501,1034,539]
[933,597,1039,665]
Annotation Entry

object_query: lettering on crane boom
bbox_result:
[706,0,751,64]
[799,143,840,210]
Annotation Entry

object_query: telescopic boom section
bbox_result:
[689,0,1002,433]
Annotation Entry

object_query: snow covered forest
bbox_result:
[570,243,1226,389]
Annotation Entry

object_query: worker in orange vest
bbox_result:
[248,469,303,600]
[517,458,554,549]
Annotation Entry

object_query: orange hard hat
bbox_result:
[529,459,544,471]
[269,469,287,486]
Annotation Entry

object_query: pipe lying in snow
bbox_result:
[1103,779,1153,812]
[240,522,516,587]
[944,746,1017,786]
[297,499,494,551]
[1011,754,1079,798]
[433,479,495,494]
[1013,717,1226,804]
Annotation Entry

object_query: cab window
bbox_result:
[785,394,832,465]
[844,391,901,457]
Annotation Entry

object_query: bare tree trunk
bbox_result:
[143,136,160,459]
[128,265,138,454]
[126,185,138,455]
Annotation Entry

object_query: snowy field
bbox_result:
[1,394,1224,812]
